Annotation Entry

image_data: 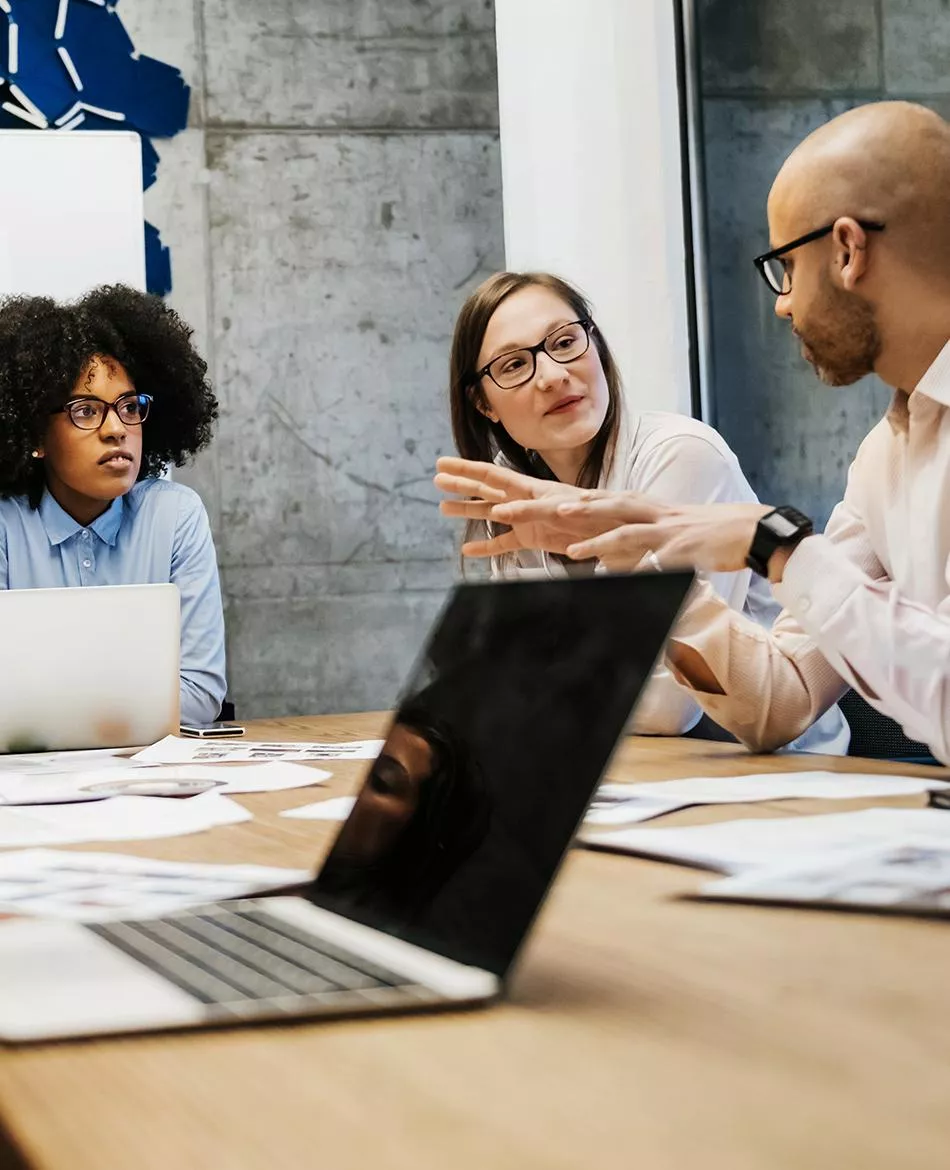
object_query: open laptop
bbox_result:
[0,583,180,754]
[0,572,693,1043]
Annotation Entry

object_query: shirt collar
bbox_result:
[911,339,950,408]
[885,339,950,434]
[885,389,910,434]
[38,491,124,547]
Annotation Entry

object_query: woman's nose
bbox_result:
[99,404,128,436]
[533,350,568,389]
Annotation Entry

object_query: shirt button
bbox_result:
[81,530,90,539]
[799,597,811,613]
[82,559,92,568]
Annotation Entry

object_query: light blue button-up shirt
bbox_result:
[0,479,227,725]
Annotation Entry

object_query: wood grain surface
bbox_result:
[1,715,949,1170]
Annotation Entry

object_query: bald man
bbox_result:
[435,101,950,763]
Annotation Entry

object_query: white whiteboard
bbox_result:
[0,130,145,301]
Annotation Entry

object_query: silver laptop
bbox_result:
[0,573,693,1043]
[0,583,180,754]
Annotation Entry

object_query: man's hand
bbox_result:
[434,457,596,557]
[434,457,775,571]
[554,497,773,573]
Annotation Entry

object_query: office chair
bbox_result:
[837,689,935,762]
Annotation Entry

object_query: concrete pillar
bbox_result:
[494,0,692,415]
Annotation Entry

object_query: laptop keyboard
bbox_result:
[86,900,430,1017]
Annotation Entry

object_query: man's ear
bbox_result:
[833,217,870,291]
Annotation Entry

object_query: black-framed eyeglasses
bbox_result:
[475,319,593,390]
[55,392,153,431]
[753,220,885,295]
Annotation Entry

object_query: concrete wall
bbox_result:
[122,0,503,716]
[696,0,950,528]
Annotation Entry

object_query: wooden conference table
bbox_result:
[2,712,950,1170]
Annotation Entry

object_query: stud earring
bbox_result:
[31,450,40,458]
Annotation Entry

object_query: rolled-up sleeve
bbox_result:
[665,580,846,751]
[665,478,896,755]
[171,493,227,724]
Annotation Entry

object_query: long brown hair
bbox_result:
[448,272,623,491]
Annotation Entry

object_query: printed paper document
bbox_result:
[0,849,311,921]
[700,842,950,915]
[585,772,949,826]
[583,808,950,874]
[133,735,384,765]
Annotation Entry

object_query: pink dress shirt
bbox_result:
[670,340,950,763]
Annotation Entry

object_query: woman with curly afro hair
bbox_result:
[0,284,226,724]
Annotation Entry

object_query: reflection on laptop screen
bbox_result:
[310,573,692,977]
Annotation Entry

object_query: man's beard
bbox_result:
[796,279,882,387]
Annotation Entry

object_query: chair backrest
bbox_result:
[838,689,932,761]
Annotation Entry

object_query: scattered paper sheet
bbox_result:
[0,849,311,922]
[186,762,331,795]
[0,762,330,805]
[133,736,385,765]
[582,808,950,874]
[281,796,357,822]
[585,792,688,825]
[609,771,949,802]
[0,748,142,777]
[699,842,950,916]
[0,791,251,849]
[586,772,949,826]
[0,775,108,806]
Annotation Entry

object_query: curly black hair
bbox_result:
[0,284,218,505]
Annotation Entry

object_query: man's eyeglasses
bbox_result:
[753,220,885,295]
[475,319,592,390]
[55,392,153,431]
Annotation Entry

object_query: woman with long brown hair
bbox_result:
[438,271,847,752]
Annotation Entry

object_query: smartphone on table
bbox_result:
[179,722,247,738]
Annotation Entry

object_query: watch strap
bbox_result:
[746,505,813,577]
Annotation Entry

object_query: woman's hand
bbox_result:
[434,457,593,557]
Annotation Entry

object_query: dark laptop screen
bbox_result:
[309,573,692,978]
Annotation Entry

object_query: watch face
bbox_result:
[767,513,801,539]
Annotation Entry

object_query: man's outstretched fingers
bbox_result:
[460,528,523,558]
[557,495,660,525]
[566,524,652,567]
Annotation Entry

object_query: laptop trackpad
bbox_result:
[0,919,206,1042]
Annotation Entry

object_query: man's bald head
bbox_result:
[769,102,950,278]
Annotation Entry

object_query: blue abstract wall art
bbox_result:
[0,0,190,295]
